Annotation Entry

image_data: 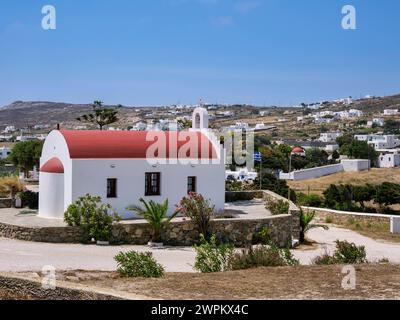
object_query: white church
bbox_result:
[38,108,225,219]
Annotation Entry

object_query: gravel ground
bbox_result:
[25,264,400,300]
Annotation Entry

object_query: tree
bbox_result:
[340,140,378,164]
[254,172,294,201]
[352,184,376,210]
[127,198,176,243]
[374,183,400,209]
[305,149,329,167]
[299,209,328,243]
[9,141,43,177]
[332,150,340,161]
[323,184,340,209]
[384,119,400,134]
[336,134,353,148]
[77,100,119,130]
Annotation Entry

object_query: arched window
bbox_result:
[195,113,201,129]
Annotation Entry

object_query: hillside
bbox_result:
[0,101,141,130]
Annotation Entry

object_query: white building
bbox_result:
[279,159,370,181]
[378,153,400,168]
[367,118,385,127]
[0,147,11,159]
[225,168,258,182]
[228,122,249,131]
[318,132,343,143]
[384,109,398,116]
[39,108,225,219]
[354,134,400,150]
[3,126,16,134]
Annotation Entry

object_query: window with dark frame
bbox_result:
[145,173,161,196]
[107,178,117,198]
[187,176,196,194]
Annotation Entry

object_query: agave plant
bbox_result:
[299,209,329,243]
[127,198,176,243]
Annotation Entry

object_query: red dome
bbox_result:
[40,157,64,173]
[59,130,218,160]
[292,147,305,154]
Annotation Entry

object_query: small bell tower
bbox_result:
[192,100,209,130]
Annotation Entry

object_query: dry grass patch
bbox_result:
[52,265,400,300]
[288,168,400,195]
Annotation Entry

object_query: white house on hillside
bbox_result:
[384,109,398,116]
[39,108,225,219]
[318,132,342,143]
[367,118,385,127]
[354,134,400,150]
[378,153,400,168]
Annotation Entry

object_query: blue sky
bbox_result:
[0,0,399,107]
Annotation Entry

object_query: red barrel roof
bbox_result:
[59,130,218,159]
[40,157,64,173]
[292,147,305,154]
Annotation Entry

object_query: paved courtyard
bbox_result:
[224,199,272,219]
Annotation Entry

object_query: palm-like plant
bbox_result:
[127,198,176,243]
[299,209,329,243]
[77,100,120,130]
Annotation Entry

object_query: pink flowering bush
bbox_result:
[175,192,215,239]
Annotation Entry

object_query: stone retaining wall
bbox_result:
[0,198,12,209]
[0,274,122,300]
[0,222,86,243]
[225,190,300,240]
[302,206,392,225]
[0,216,293,248]
[112,215,293,247]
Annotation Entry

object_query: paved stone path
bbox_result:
[1,225,400,273]
[293,226,400,264]
[0,237,197,272]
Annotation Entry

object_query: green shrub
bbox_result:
[252,227,270,245]
[18,190,39,209]
[230,243,299,270]
[64,194,121,242]
[313,240,367,265]
[114,251,164,278]
[297,193,324,207]
[313,252,337,265]
[325,216,333,224]
[176,193,215,239]
[225,180,245,192]
[266,198,289,216]
[194,234,234,273]
[333,240,367,264]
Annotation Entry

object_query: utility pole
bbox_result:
[259,158,262,190]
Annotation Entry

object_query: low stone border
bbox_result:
[0,221,86,243]
[0,198,12,209]
[112,214,293,248]
[301,206,395,226]
[0,273,126,300]
[0,215,293,248]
